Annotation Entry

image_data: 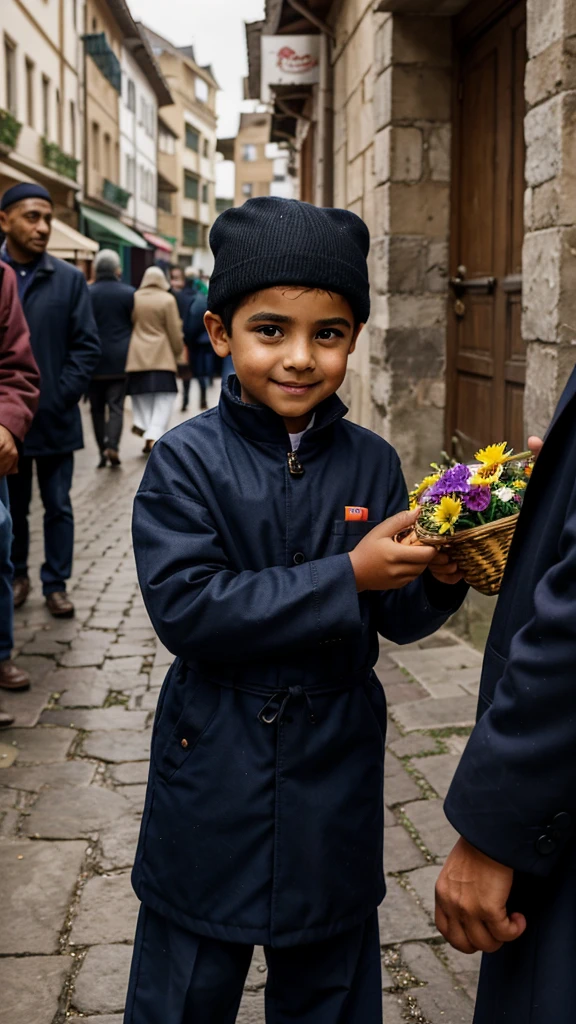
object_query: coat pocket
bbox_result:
[331,519,377,553]
[478,642,507,712]
[157,673,220,781]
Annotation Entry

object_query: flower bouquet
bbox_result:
[403,443,533,596]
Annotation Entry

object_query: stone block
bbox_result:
[428,123,451,182]
[526,37,576,109]
[47,667,111,707]
[0,656,61,728]
[388,295,446,329]
[71,872,139,946]
[40,707,149,731]
[245,945,267,990]
[0,955,72,1024]
[392,695,476,732]
[527,0,566,59]
[401,942,474,1022]
[391,66,451,122]
[522,226,576,344]
[73,943,132,1015]
[82,1018,124,1024]
[374,17,393,75]
[390,126,423,182]
[405,862,441,919]
[382,992,405,1023]
[82,728,152,762]
[391,15,452,66]
[378,877,437,944]
[26,786,132,839]
[0,840,86,953]
[442,945,482,1002]
[99,818,142,871]
[374,127,390,185]
[426,239,449,292]
[404,798,459,858]
[345,7,375,98]
[374,66,392,132]
[389,644,482,685]
[385,182,450,238]
[524,341,576,438]
[385,759,422,807]
[347,152,365,205]
[412,754,461,798]
[384,825,427,872]
[525,94,562,186]
[236,990,266,1023]
[387,235,427,292]
[111,760,150,785]
[1,761,96,791]
[389,734,440,759]
[0,725,76,764]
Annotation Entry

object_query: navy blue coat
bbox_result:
[445,367,576,1022]
[21,253,101,456]
[89,275,134,377]
[132,379,466,947]
[185,292,216,380]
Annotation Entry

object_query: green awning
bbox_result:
[80,205,149,249]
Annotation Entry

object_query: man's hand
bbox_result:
[435,836,527,954]
[349,509,438,592]
[528,435,544,460]
[0,425,18,476]
[428,549,464,585]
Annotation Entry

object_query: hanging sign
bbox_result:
[261,34,320,101]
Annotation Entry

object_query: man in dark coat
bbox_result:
[0,258,40,718]
[88,249,134,467]
[0,183,100,618]
[436,371,576,1023]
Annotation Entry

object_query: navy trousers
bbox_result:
[8,453,74,595]
[124,905,382,1024]
[0,478,13,660]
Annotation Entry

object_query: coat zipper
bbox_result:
[287,451,304,477]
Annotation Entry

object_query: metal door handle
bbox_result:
[449,275,496,295]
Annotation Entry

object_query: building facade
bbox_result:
[144,27,218,272]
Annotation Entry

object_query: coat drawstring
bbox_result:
[257,685,316,725]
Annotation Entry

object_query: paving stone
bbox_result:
[0,954,72,1024]
[405,863,442,919]
[0,725,76,763]
[136,688,161,711]
[110,761,150,785]
[82,729,152,762]
[82,1018,124,1024]
[40,707,149,731]
[106,642,156,658]
[382,992,405,1024]
[0,761,96,791]
[0,741,18,768]
[385,679,430,705]
[446,734,470,756]
[73,943,132,1015]
[384,753,422,806]
[384,826,427,873]
[25,786,132,839]
[245,946,267,990]
[381,960,396,990]
[102,656,146,675]
[59,649,107,668]
[401,942,474,1023]
[0,787,17,809]
[236,990,266,1024]
[391,695,477,732]
[117,783,147,812]
[389,734,442,759]
[390,645,482,686]
[404,799,459,858]
[71,872,139,945]
[154,643,174,667]
[442,945,482,1001]
[412,753,461,799]
[48,667,111,707]
[378,877,437,944]
[0,840,86,953]
[21,636,69,655]
[0,656,61,728]
[99,818,142,870]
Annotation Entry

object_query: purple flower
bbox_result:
[427,464,471,500]
[465,486,492,512]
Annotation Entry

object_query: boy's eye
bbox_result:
[257,325,283,338]
[316,328,343,341]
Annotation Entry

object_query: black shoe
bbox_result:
[181,404,189,413]
[98,453,107,468]
[105,448,121,467]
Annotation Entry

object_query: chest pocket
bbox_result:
[330,519,377,553]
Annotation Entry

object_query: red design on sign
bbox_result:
[276,46,319,75]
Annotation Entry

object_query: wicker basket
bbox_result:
[413,513,519,596]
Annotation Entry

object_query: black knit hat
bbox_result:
[208,197,370,323]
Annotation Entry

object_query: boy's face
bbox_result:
[205,287,363,432]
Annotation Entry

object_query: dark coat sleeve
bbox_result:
[132,438,362,662]
[375,450,468,644]
[0,263,40,440]
[185,295,210,346]
[444,473,576,876]
[58,270,101,406]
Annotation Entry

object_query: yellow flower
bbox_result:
[513,479,527,490]
[525,463,533,478]
[469,464,503,486]
[409,473,440,509]
[432,496,462,536]
[474,442,512,466]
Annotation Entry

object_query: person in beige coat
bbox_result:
[126,266,184,452]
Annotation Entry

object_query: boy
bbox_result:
[126,198,466,1024]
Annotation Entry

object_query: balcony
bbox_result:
[0,109,22,152]
[102,178,131,209]
[42,139,79,181]
[83,33,121,93]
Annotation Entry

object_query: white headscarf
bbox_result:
[139,266,170,291]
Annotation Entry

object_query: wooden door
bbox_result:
[446,0,526,460]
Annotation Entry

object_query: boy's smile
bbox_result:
[205,286,364,434]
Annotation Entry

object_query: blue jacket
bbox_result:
[184,293,210,348]
[445,367,576,1022]
[131,378,466,947]
[20,253,100,456]
[89,275,134,377]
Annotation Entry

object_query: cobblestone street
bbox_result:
[0,391,483,1024]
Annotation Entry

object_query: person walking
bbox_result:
[0,258,40,722]
[126,265,183,453]
[169,265,196,413]
[0,182,100,618]
[88,250,134,468]
[184,288,215,411]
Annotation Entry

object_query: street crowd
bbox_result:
[2,181,576,1024]
[0,180,223,727]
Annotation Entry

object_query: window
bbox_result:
[242,182,253,198]
[159,125,175,155]
[202,183,208,204]
[195,77,208,104]
[242,144,257,162]
[4,37,17,116]
[158,189,171,213]
[42,75,50,137]
[69,100,76,156]
[91,121,100,170]
[127,78,135,112]
[185,125,199,151]
[203,138,209,158]
[56,88,62,145]
[126,155,135,193]
[183,219,199,247]
[184,172,198,200]
[139,96,145,126]
[25,59,34,128]
[92,16,97,31]
[103,132,111,177]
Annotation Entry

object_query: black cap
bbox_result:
[208,197,370,323]
[1,182,53,211]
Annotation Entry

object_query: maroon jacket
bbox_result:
[0,260,40,441]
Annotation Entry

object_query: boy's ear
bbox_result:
[348,322,364,356]
[204,311,231,357]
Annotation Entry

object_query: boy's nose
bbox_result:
[284,339,315,371]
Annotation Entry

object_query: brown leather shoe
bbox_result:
[13,576,30,609]
[0,660,31,691]
[105,448,121,467]
[46,591,75,618]
[0,708,14,728]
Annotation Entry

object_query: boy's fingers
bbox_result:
[379,508,420,538]
[484,910,527,945]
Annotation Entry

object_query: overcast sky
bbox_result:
[130,0,266,138]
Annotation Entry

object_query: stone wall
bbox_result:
[523,0,576,437]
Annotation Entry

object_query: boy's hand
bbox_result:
[428,549,464,585]
[528,435,544,460]
[435,837,527,954]
[349,509,437,592]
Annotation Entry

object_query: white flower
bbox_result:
[495,486,514,502]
